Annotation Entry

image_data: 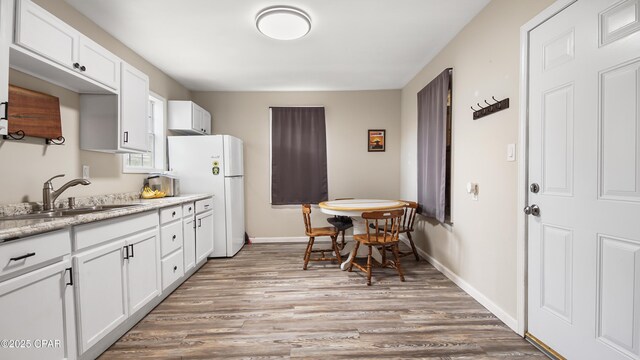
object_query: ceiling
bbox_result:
[64,0,489,92]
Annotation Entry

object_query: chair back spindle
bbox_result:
[302,204,312,235]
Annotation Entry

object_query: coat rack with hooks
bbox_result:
[471,96,509,120]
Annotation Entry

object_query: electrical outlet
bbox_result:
[82,165,90,180]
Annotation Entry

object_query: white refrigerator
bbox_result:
[168,135,245,257]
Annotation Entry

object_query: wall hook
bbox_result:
[472,96,510,120]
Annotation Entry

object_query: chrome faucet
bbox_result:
[42,174,91,211]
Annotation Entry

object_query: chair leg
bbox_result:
[381,243,387,266]
[407,232,420,262]
[366,245,373,286]
[303,237,315,270]
[348,241,360,272]
[331,235,342,264]
[340,230,346,250]
[392,243,405,282]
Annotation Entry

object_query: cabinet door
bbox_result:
[202,110,211,135]
[195,211,214,263]
[0,0,11,136]
[0,260,76,360]
[120,62,149,152]
[126,229,160,315]
[14,0,79,70]
[78,37,120,90]
[74,240,127,354]
[191,103,202,133]
[183,217,196,271]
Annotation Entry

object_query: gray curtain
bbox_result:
[417,69,451,222]
[271,107,328,205]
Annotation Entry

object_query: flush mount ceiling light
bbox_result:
[256,6,311,40]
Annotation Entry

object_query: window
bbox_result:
[123,93,166,173]
[417,68,452,223]
[270,106,328,205]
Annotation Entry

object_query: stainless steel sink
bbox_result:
[0,204,143,221]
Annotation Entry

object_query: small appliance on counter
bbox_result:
[145,173,180,197]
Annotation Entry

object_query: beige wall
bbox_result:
[0,0,191,204]
[192,91,401,238]
[400,0,553,321]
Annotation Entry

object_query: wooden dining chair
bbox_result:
[348,209,405,286]
[326,197,354,249]
[369,201,420,261]
[301,204,342,270]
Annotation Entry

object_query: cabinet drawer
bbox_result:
[161,249,184,291]
[0,230,71,280]
[182,202,195,218]
[74,211,157,251]
[160,205,182,224]
[160,221,183,257]
[195,197,213,214]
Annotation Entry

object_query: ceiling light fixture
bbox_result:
[256,6,311,40]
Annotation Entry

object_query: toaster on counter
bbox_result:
[146,175,180,197]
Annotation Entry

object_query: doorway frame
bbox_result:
[516,0,578,336]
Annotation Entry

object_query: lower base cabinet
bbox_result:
[0,260,76,360]
[73,214,160,356]
[183,216,196,271]
[195,210,214,263]
[74,239,128,354]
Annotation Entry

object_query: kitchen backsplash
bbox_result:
[0,191,141,217]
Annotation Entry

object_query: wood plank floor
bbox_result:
[100,242,545,359]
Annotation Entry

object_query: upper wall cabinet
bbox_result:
[168,101,212,135]
[0,0,11,136]
[13,0,119,91]
[79,63,149,153]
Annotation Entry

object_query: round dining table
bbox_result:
[318,199,407,270]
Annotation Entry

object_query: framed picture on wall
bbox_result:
[368,129,385,152]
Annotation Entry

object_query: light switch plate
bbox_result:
[82,165,90,180]
[507,143,516,161]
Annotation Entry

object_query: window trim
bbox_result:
[122,92,167,174]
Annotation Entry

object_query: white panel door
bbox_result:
[125,229,160,315]
[15,0,79,70]
[0,0,11,136]
[195,211,214,263]
[120,62,149,152]
[74,240,127,354]
[527,0,640,359]
[0,261,76,360]
[78,36,120,90]
[225,176,245,256]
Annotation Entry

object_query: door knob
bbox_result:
[530,204,540,216]
[530,183,540,193]
[524,204,541,216]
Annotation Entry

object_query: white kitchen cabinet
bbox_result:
[74,239,128,354]
[73,211,160,355]
[183,216,196,271]
[77,36,120,90]
[13,0,119,91]
[125,229,160,315]
[0,0,12,136]
[120,63,149,152]
[14,0,79,72]
[195,210,214,264]
[0,260,76,360]
[168,100,212,135]
[79,62,149,153]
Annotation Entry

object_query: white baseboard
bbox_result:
[251,236,354,244]
[399,238,518,332]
